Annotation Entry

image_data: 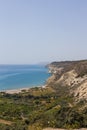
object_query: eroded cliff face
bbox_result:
[47,60,87,102]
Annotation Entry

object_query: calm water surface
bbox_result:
[0,65,51,90]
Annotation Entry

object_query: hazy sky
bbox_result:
[0,0,87,64]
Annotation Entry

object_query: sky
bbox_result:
[0,0,87,64]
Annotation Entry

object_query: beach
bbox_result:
[1,85,46,94]
[1,87,30,94]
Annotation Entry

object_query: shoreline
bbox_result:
[0,85,46,94]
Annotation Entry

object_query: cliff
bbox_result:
[47,60,87,102]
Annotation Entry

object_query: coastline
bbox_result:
[3,87,30,94]
[0,85,46,94]
[0,65,50,94]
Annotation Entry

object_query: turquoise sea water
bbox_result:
[0,65,51,91]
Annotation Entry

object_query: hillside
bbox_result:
[47,60,87,102]
[0,60,87,129]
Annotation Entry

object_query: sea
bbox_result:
[0,65,51,91]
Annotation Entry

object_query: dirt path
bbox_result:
[0,119,12,125]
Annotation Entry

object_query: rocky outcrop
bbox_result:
[74,79,87,101]
[47,60,87,102]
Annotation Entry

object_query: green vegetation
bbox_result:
[0,84,86,130]
[1,60,87,129]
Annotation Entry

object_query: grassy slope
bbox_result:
[0,84,86,130]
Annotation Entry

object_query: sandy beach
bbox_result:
[0,88,30,94]
[0,85,46,94]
